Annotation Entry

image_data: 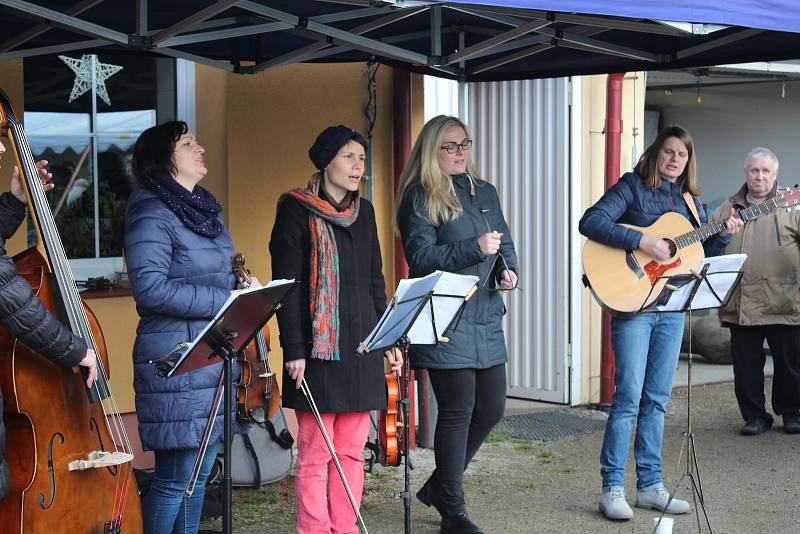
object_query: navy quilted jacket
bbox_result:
[397,174,518,370]
[578,172,730,257]
[124,187,238,451]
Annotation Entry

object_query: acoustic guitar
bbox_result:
[582,187,800,316]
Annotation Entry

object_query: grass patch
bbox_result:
[486,430,511,443]
[513,439,535,452]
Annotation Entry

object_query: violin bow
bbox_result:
[300,378,369,534]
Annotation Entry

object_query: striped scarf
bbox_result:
[285,173,360,360]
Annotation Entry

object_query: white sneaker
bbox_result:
[636,486,691,514]
[599,489,634,520]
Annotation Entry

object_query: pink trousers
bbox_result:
[295,410,370,534]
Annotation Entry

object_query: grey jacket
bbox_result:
[397,173,518,369]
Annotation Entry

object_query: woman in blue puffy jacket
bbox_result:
[124,121,244,534]
[579,126,742,521]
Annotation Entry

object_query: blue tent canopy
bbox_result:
[445,1,800,34]
[0,1,799,81]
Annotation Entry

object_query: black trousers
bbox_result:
[730,324,800,423]
[427,364,507,515]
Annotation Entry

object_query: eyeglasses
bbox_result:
[440,140,473,154]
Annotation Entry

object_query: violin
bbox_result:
[378,370,403,467]
[231,253,280,424]
[0,90,142,531]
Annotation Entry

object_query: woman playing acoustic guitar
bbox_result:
[579,125,742,521]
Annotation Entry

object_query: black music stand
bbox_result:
[644,254,746,534]
[358,270,478,534]
[158,280,295,534]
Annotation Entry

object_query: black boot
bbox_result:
[416,476,446,517]
[440,512,484,534]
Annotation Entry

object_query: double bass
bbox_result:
[0,90,143,532]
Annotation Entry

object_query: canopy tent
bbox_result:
[0,1,799,82]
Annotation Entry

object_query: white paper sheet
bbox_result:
[183,278,295,355]
[656,254,747,312]
[358,271,478,353]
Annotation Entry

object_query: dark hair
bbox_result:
[634,125,699,196]
[132,121,188,185]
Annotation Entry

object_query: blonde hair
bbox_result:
[634,125,700,196]
[394,115,481,227]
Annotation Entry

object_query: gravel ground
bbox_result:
[201,378,800,533]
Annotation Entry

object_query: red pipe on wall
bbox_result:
[392,67,416,447]
[393,68,411,283]
[600,72,625,407]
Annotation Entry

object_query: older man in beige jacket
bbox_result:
[715,147,800,436]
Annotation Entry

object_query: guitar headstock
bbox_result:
[777,186,800,211]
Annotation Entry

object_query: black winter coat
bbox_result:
[270,192,388,413]
[0,192,87,500]
[397,173,518,370]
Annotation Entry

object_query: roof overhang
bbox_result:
[0,1,798,81]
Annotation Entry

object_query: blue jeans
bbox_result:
[143,442,220,534]
[600,312,684,492]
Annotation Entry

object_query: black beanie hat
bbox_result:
[308,125,368,171]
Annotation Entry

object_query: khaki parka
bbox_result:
[715,183,800,326]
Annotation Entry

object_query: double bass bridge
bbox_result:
[68,450,134,471]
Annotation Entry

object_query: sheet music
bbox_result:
[358,271,478,353]
[183,279,295,355]
[407,271,479,344]
[656,254,747,312]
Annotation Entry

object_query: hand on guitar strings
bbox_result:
[638,234,673,261]
[9,159,55,203]
[384,347,403,372]
[720,207,744,236]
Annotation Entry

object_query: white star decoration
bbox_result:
[58,54,123,106]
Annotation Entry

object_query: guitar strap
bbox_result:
[682,191,702,227]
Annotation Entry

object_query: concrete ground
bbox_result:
[204,356,799,533]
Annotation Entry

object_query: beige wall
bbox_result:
[579,73,646,404]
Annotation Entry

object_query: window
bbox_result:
[23,53,179,282]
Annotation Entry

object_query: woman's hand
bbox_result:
[638,234,672,261]
[285,358,306,390]
[499,269,518,290]
[11,159,54,203]
[478,231,503,255]
[76,348,98,388]
[720,207,744,237]
[384,347,403,372]
[237,276,261,290]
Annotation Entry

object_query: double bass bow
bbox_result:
[0,89,143,533]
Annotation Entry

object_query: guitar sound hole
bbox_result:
[665,239,678,258]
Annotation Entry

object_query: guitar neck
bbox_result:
[675,196,781,249]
